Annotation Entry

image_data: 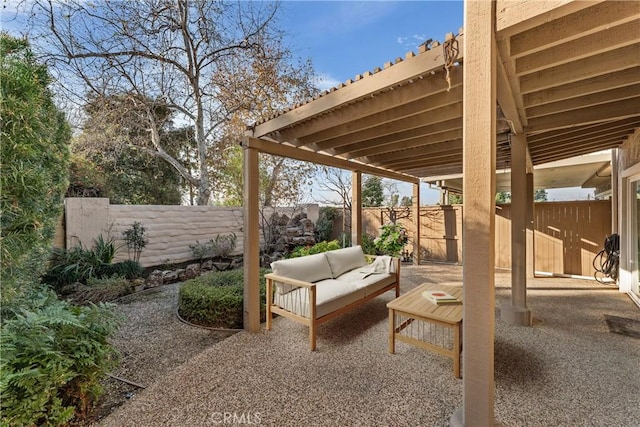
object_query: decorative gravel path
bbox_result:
[87,283,236,425]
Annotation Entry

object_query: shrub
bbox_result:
[41,236,119,291]
[0,35,71,298]
[0,288,120,426]
[189,232,237,261]
[122,222,147,263]
[288,240,341,258]
[98,260,143,280]
[178,269,267,328]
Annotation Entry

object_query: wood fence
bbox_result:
[353,200,611,276]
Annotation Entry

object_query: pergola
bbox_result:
[242,1,640,425]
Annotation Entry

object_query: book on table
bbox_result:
[422,290,461,305]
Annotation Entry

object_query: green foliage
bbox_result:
[448,193,463,204]
[98,260,143,280]
[534,188,548,202]
[41,236,118,291]
[122,222,147,262]
[178,269,268,328]
[0,288,120,426]
[374,223,408,257]
[360,233,378,256]
[362,175,384,207]
[495,191,511,204]
[315,206,339,242]
[72,93,187,205]
[65,154,106,197]
[0,34,71,297]
[189,233,237,261]
[288,240,341,258]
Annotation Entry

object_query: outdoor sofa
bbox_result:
[265,245,400,350]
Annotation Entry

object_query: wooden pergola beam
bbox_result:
[242,136,419,184]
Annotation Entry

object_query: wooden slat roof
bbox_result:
[247,1,640,182]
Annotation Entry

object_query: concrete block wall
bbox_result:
[60,198,318,268]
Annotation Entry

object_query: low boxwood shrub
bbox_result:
[178,269,268,328]
[0,288,120,426]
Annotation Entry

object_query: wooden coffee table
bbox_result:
[387,283,463,378]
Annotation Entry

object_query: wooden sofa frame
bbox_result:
[265,255,400,350]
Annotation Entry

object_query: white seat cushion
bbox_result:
[337,269,396,297]
[273,279,366,319]
[324,245,367,278]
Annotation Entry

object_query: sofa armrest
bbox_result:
[264,273,316,289]
[265,273,317,322]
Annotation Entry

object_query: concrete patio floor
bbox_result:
[98,263,640,427]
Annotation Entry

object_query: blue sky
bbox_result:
[278,1,463,91]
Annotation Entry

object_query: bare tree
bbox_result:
[314,167,353,235]
[27,0,314,205]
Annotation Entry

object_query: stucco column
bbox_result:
[501,134,533,326]
[451,0,498,425]
[242,142,261,332]
[351,171,362,246]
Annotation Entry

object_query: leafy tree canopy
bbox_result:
[26,0,317,205]
[362,175,384,207]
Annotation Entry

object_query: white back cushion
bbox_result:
[324,245,367,278]
[270,253,333,294]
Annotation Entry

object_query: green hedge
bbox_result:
[0,35,71,298]
[178,269,268,328]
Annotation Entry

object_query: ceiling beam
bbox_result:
[523,67,640,108]
[339,118,462,158]
[527,117,640,143]
[507,1,637,57]
[516,20,639,76]
[531,137,627,163]
[496,0,605,36]
[242,137,419,184]
[302,85,463,148]
[527,96,640,133]
[525,84,640,119]
[368,140,464,165]
[308,102,463,151]
[519,44,640,95]
[529,128,638,150]
[353,130,463,162]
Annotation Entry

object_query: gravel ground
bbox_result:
[85,283,237,425]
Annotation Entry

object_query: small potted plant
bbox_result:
[374,223,409,257]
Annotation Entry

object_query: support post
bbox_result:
[501,134,532,326]
[413,183,421,265]
[352,171,362,246]
[526,172,535,278]
[242,142,261,332]
[451,0,498,425]
[611,148,619,234]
